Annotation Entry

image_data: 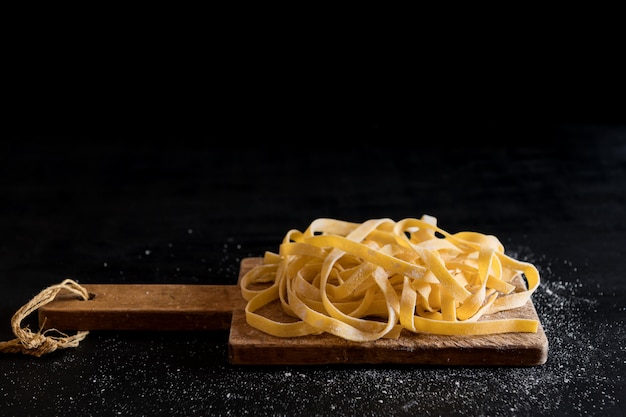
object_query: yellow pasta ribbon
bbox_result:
[241,216,540,341]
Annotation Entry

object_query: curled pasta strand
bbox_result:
[241,216,541,340]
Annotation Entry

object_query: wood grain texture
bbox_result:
[38,257,548,366]
[39,284,241,331]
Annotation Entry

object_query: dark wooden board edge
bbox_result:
[228,258,549,366]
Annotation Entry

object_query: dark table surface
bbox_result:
[1,121,625,416]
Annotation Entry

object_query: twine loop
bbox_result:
[0,279,90,357]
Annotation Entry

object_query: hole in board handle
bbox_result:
[76,293,96,301]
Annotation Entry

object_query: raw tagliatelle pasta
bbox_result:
[240,216,541,341]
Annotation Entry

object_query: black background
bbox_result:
[2,21,626,416]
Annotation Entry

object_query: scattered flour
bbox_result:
[1,244,623,416]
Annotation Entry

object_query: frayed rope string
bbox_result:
[0,279,89,357]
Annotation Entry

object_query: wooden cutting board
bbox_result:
[39,257,548,366]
